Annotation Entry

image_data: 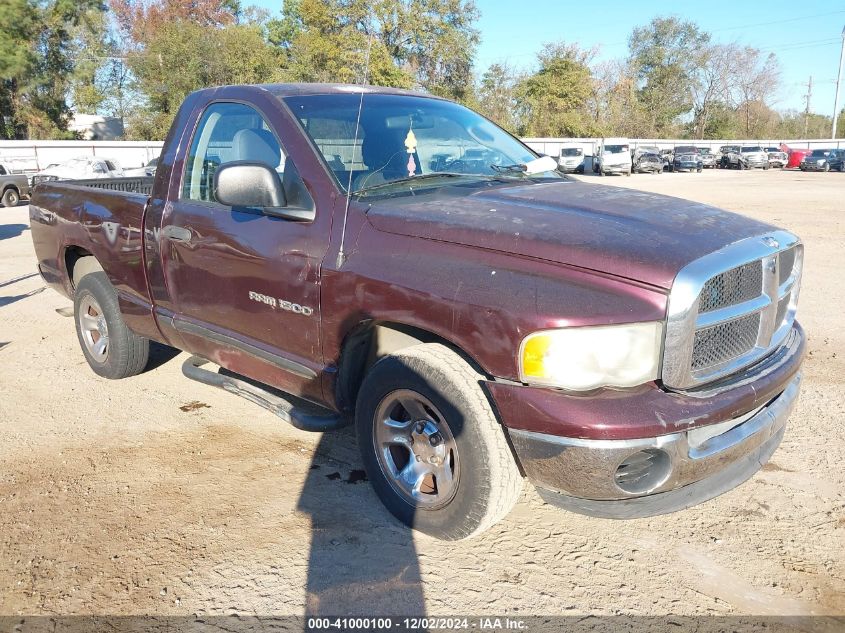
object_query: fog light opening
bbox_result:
[614,448,671,495]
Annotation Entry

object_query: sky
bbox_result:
[246,0,845,116]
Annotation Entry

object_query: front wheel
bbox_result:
[2,188,20,207]
[356,344,523,540]
[74,272,150,379]
[823,163,830,172]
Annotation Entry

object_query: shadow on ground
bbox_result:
[0,223,29,240]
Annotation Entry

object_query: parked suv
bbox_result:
[800,149,835,172]
[827,149,845,172]
[632,146,663,174]
[0,163,30,207]
[727,146,769,170]
[719,145,740,169]
[697,148,717,169]
[765,147,788,169]
[672,146,703,172]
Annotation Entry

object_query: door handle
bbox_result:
[161,225,192,243]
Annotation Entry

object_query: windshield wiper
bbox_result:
[490,163,529,174]
[353,172,482,194]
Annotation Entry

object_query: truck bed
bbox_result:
[29,178,154,311]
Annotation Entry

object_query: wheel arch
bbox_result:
[335,320,490,413]
[64,246,104,289]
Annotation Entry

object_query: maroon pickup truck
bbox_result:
[29,84,805,539]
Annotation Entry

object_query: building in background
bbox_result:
[68,115,125,141]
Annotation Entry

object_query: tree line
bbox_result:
[1,0,842,141]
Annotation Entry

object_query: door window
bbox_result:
[182,102,286,202]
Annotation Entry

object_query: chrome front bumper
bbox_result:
[509,373,801,518]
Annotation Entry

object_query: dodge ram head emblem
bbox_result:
[762,236,780,248]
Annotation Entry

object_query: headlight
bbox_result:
[519,322,663,391]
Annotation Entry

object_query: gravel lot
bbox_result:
[0,168,842,621]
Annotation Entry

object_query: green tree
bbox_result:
[268,0,479,100]
[125,20,285,139]
[628,17,710,136]
[476,63,519,132]
[0,0,105,139]
[515,43,599,137]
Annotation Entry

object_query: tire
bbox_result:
[697,167,702,173]
[74,271,149,379]
[657,168,663,174]
[355,343,523,540]
[763,163,770,170]
[625,169,631,177]
[823,163,830,172]
[738,161,745,170]
[2,188,20,207]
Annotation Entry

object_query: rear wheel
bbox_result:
[74,272,149,379]
[356,344,523,540]
[2,188,20,207]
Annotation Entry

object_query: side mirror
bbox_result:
[215,161,287,209]
[214,161,316,222]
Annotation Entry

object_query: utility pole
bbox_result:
[804,76,813,138]
[832,25,845,139]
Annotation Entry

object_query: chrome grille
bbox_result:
[775,295,790,329]
[779,249,795,285]
[698,260,762,313]
[691,312,760,370]
[662,231,803,390]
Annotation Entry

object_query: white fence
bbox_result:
[1,137,842,175]
[0,140,164,174]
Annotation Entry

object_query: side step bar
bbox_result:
[181,356,347,432]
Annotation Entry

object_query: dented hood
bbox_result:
[365,180,777,290]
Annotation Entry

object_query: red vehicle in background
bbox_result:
[786,148,812,169]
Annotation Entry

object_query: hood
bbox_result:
[365,180,776,290]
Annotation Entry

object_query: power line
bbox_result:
[711,9,845,33]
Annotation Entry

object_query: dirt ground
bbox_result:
[0,168,843,620]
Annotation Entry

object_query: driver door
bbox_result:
[159,101,327,401]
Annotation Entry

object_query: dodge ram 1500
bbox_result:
[29,83,805,539]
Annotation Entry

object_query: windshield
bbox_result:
[810,149,830,157]
[560,148,583,157]
[675,147,698,154]
[284,93,554,193]
[603,145,628,153]
[741,146,763,153]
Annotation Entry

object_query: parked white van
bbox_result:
[557,143,585,174]
[595,137,632,177]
